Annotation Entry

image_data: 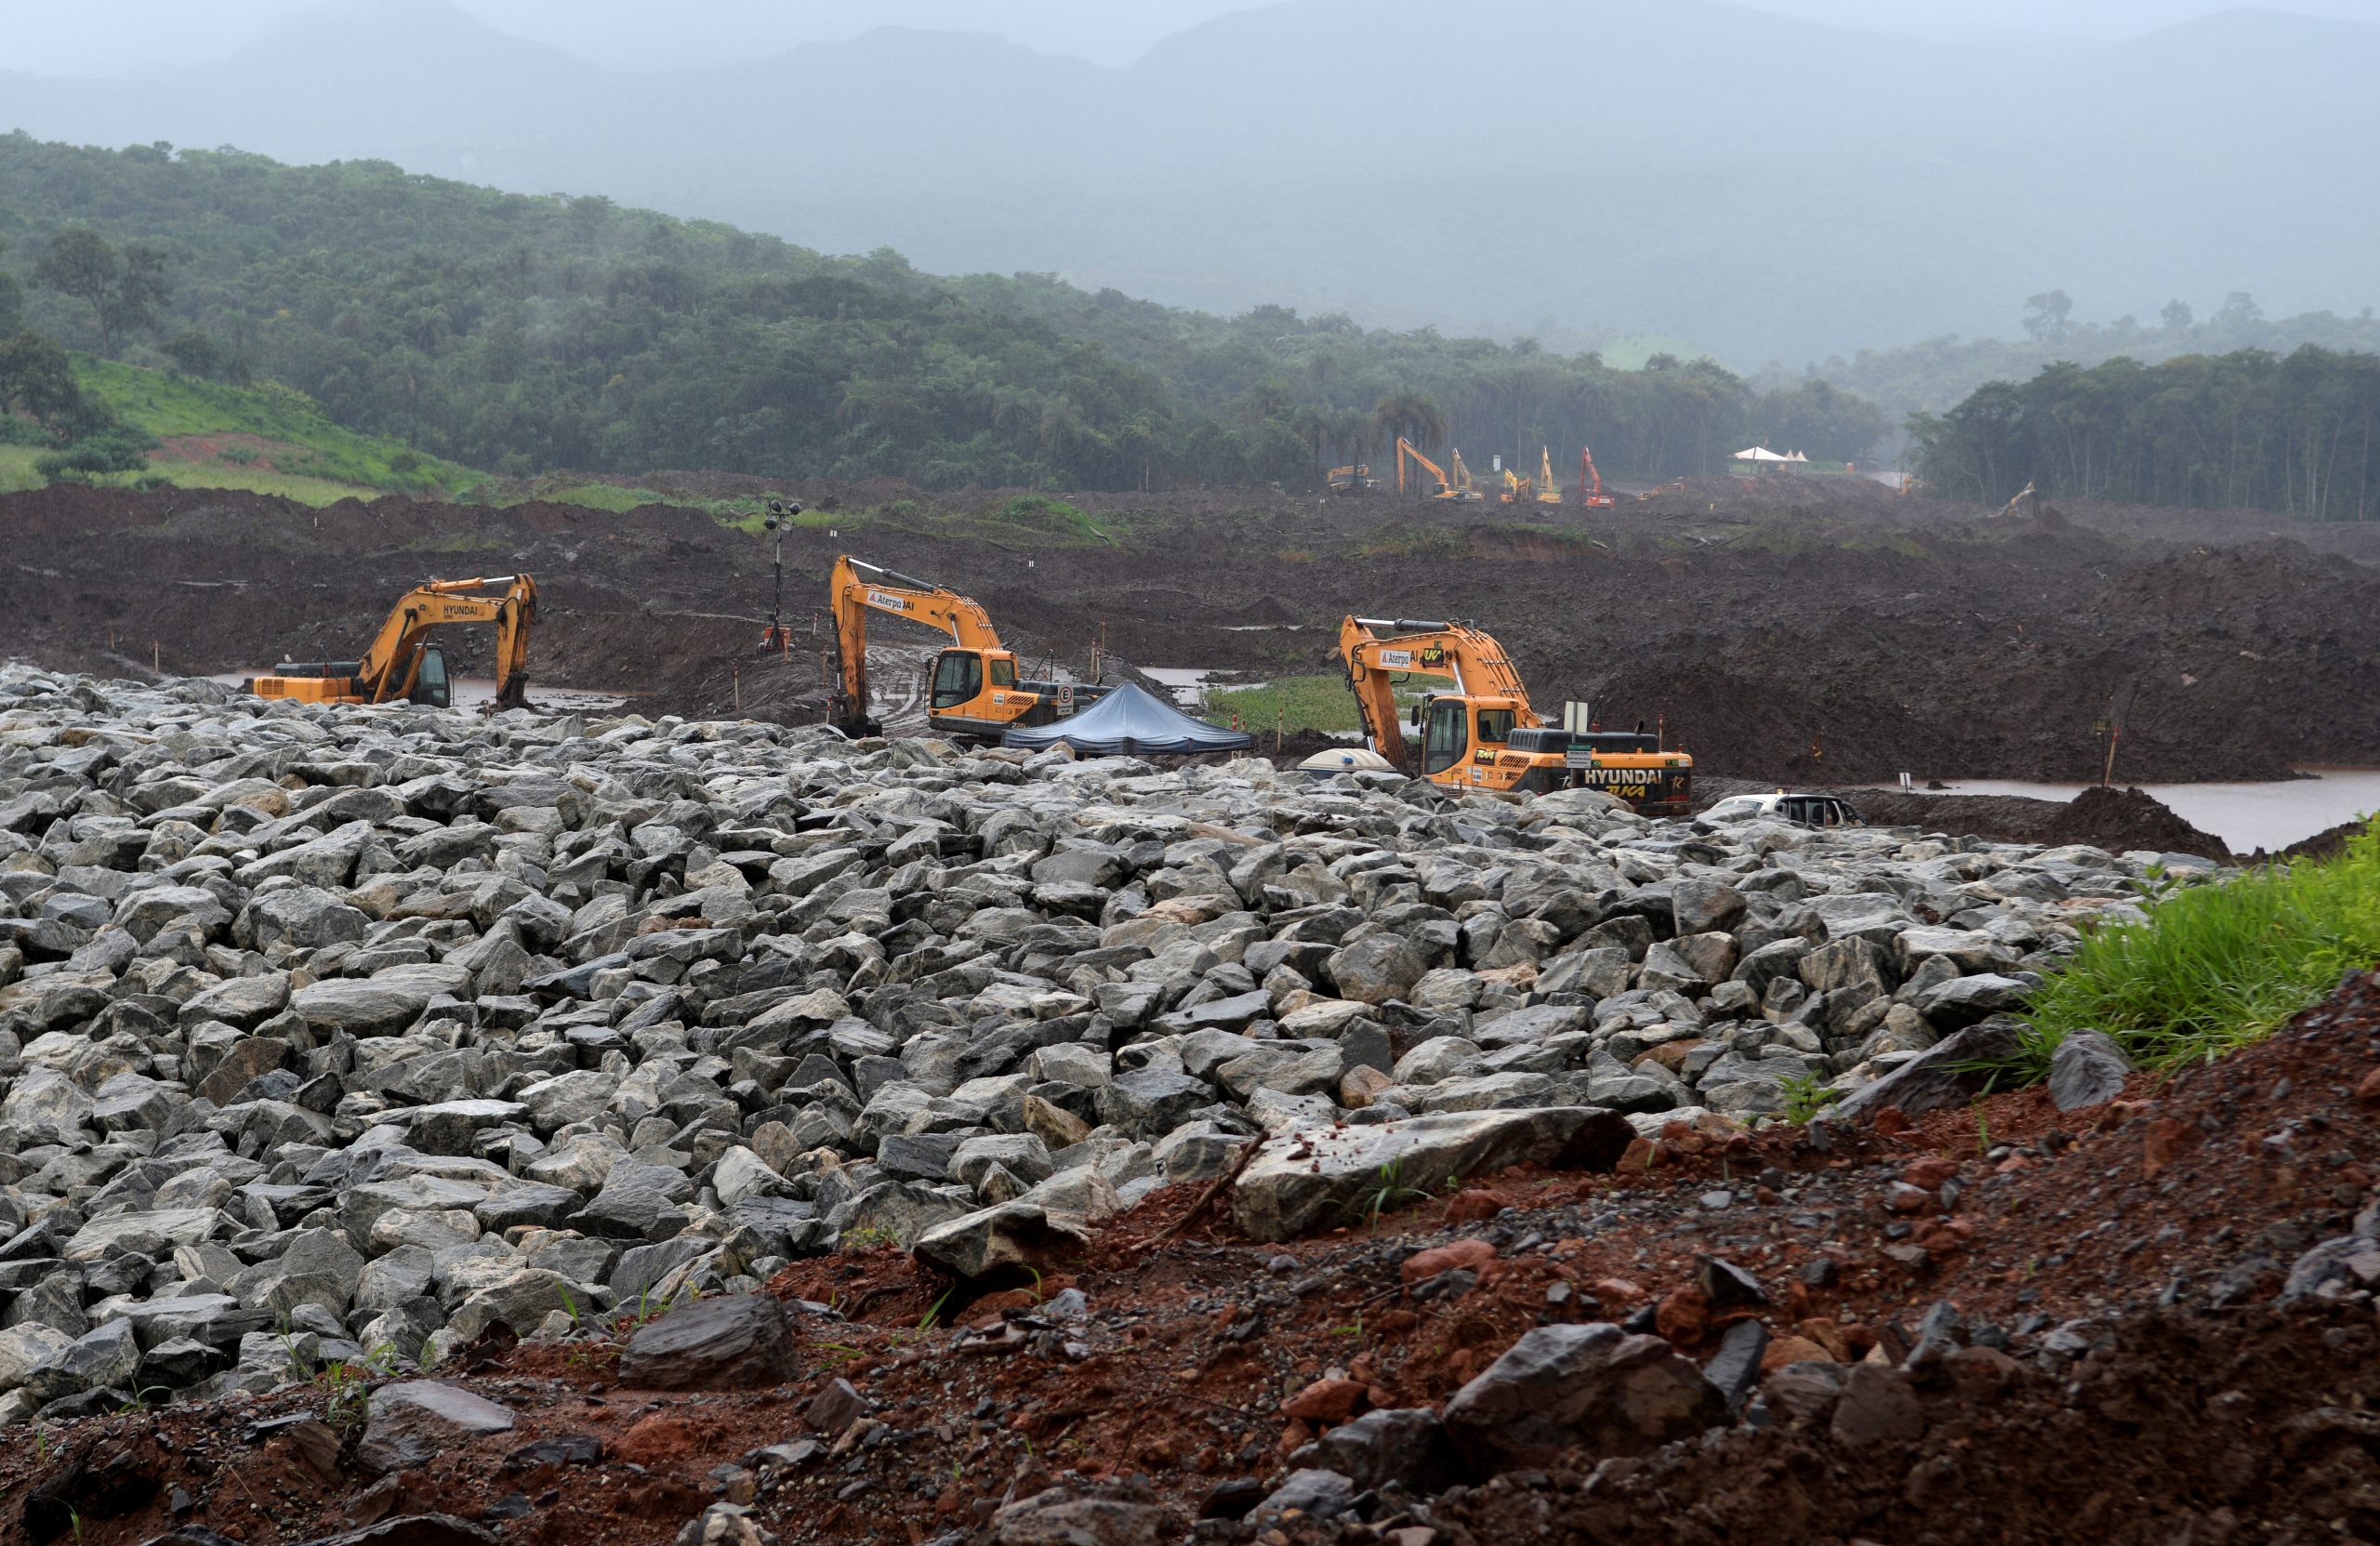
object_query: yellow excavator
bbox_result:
[1337,614,1691,808]
[246,575,536,711]
[1326,463,1381,496]
[1502,448,1568,504]
[1395,438,1486,502]
[826,554,1103,741]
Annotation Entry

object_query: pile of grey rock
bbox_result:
[0,664,2201,1422]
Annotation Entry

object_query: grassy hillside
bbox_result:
[0,354,483,504]
[0,136,1889,493]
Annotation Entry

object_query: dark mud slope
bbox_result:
[6,481,2377,783]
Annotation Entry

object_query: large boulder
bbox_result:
[2047,1028,2134,1111]
[1441,1322,1728,1472]
[1836,1015,2027,1120]
[289,976,433,1037]
[1231,1107,1633,1242]
[1326,934,1429,1006]
[911,1201,1091,1283]
[617,1293,800,1391]
[357,1381,516,1473]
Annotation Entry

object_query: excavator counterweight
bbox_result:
[246,575,537,711]
[1338,614,1690,808]
[827,555,1103,743]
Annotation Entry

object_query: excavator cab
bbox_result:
[1416,694,1524,775]
[409,644,452,708]
[930,646,1062,738]
[930,649,1017,713]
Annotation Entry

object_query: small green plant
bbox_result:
[313,1341,400,1431]
[917,1288,954,1332]
[1330,1315,1365,1339]
[1778,1071,1841,1125]
[612,1288,666,1336]
[813,1341,866,1361]
[840,1222,901,1251]
[1344,1157,1435,1228]
[1974,1102,1991,1156]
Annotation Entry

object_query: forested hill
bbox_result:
[0,135,1886,490]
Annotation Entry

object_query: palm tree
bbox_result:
[1369,390,1446,456]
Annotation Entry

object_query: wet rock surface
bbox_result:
[3,664,2371,1546]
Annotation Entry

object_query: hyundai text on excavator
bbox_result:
[1394,438,1486,502]
[245,575,536,711]
[1337,614,1691,809]
[826,554,1104,742]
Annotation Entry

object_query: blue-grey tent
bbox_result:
[1001,682,1257,756]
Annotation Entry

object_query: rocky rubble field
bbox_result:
[8,663,2372,1546]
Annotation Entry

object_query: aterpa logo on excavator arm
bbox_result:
[866,589,910,613]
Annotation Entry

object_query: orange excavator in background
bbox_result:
[1337,614,1691,808]
[826,555,1104,741]
[1395,438,1486,502]
[245,575,536,711]
[1578,447,1616,508]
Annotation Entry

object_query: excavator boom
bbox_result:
[247,575,537,711]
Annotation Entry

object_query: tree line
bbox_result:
[1908,347,2380,519]
[1771,287,2380,431]
[0,134,1889,492]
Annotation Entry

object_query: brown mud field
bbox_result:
[10,967,2379,1546]
[5,478,2377,787]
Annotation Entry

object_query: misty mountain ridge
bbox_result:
[2,0,2373,364]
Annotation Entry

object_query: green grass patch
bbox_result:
[934,495,1119,548]
[0,446,45,495]
[1204,671,1436,734]
[712,498,856,534]
[1346,526,1471,562]
[67,355,483,501]
[535,481,665,513]
[2021,819,2380,1075]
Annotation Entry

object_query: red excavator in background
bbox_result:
[1578,447,1616,509]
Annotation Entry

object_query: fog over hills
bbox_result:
[4,0,2374,363]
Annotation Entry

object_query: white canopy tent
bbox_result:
[1732,446,1788,462]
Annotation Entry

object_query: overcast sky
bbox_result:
[7,0,2377,76]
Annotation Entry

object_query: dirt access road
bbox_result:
[4,476,2375,785]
